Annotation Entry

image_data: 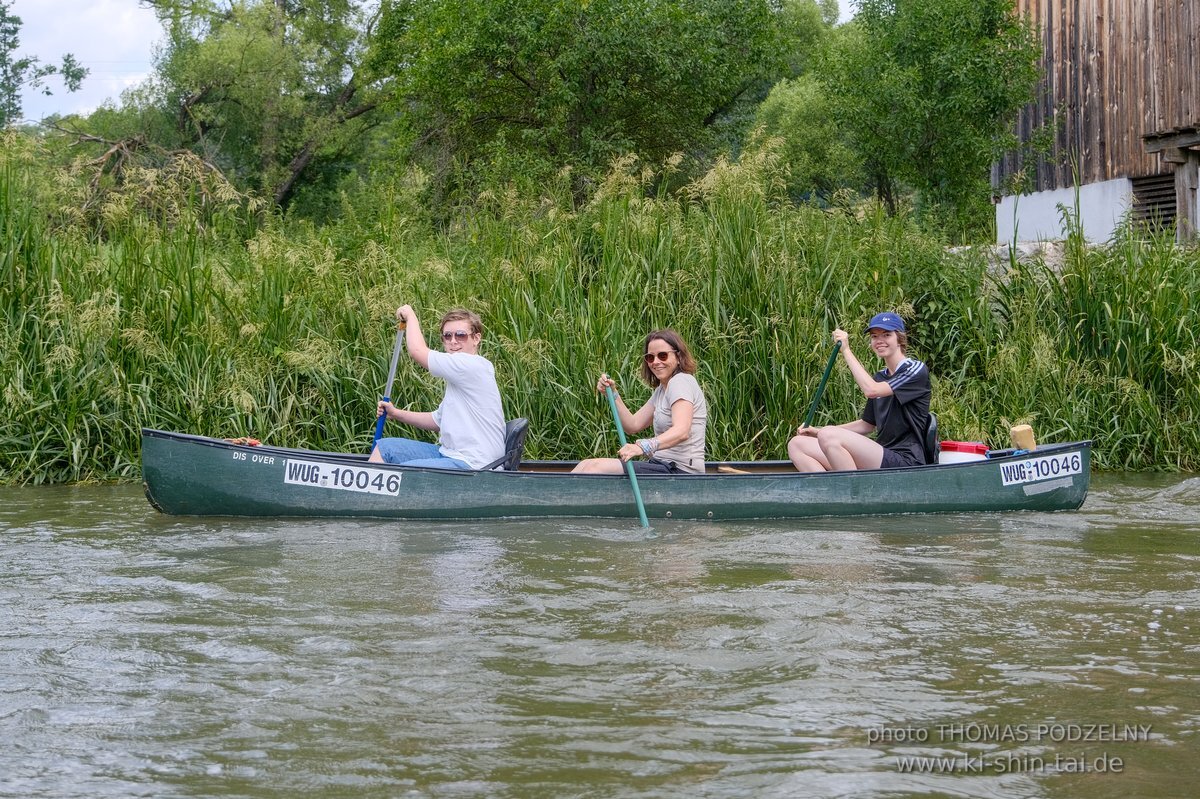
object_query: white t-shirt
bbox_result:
[649,372,707,474]
[428,351,506,469]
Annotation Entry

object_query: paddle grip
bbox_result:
[373,395,390,446]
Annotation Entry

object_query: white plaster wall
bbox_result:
[995,178,1133,243]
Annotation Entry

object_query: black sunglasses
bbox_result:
[441,330,473,341]
[644,350,678,364]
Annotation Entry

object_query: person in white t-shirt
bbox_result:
[573,329,708,475]
[368,305,506,470]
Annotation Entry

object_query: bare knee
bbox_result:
[787,434,809,457]
[815,427,845,447]
[788,434,827,472]
[573,457,619,474]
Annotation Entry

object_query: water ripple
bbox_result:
[1,479,1197,797]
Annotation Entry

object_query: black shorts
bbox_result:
[630,458,681,475]
[880,449,924,469]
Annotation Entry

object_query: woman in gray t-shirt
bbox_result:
[573,329,708,475]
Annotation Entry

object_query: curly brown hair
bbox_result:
[639,329,698,387]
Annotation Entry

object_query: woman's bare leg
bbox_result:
[815,427,885,471]
[571,457,626,474]
[787,434,831,472]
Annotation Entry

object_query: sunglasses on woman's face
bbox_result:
[644,350,677,364]
[442,330,473,342]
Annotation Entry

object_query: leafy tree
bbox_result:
[751,73,863,203]
[743,1,855,202]
[82,0,389,209]
[819,0,1040,238]
[0,0,86,126]
[777,0,838,76]
[369,0,786,195]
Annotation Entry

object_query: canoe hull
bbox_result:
[141,429,1091,521]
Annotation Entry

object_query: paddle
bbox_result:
[372,322,406,449]
[800,339,842,430]
[604,382,650,528]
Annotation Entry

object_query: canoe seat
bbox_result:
[481,418,530,471]
[924,412,940,464]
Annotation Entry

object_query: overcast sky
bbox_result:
[12,0,857,123]
[11,0,163,123]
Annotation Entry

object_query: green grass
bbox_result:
[3,132,1199,483]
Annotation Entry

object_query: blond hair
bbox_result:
[440,308,482,335]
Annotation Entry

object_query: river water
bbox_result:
[1,475,1197,799]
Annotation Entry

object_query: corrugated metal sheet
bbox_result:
[994,0,1200,192]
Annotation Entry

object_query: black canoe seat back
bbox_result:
[481,418,530,471]
[924,412,940,465]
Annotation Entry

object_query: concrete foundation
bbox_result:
[995,178,1132,243]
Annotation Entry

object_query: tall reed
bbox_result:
[3,132,1199,483]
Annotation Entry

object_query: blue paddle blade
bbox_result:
[372,394,390,447]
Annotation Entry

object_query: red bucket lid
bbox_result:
[940,440,989,454]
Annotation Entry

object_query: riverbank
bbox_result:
[3,133,1198,483]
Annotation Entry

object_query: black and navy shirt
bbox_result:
[861,358,932,465]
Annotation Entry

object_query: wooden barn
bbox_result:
[992,0,1199,242]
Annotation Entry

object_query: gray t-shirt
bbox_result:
[649,372,707,474]
[428,351,506,469]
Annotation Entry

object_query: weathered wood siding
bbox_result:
[994,0,1200,192]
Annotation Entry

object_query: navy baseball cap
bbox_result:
[866,312,905,332]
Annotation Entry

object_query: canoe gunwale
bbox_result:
[140,428,1090,477]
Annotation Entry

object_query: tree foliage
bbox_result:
[370,0,786,192]
[775,0,838,77]
[99,0,389,209]
[33,0,1043,238]
[742,1,854,202]
[751,73,863,203]
[0,0,86,126]
[819,0,1040,236]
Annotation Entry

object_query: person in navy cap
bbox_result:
[787,312,932,471]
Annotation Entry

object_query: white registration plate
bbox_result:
[284,459,402,495]
[999,452,1083,486]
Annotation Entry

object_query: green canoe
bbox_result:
[141,428,1091,521]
